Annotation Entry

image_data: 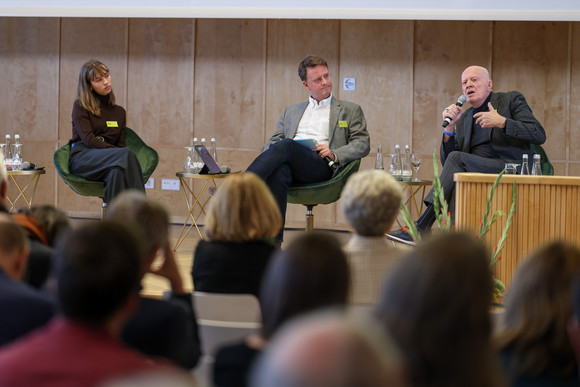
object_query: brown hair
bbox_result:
[298,55,328,82]
[376,232,503,387]
[259,232,350,340]
[496,241,580,378]
[204,173,281,242]
[76,59,116,116]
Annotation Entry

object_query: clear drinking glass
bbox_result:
[504,163,520,174]
[184,147,196,173]
[411,154,422,181]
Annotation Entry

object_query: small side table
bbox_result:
[6,169,46,213]
[396,179,432,228]
[174,172,231,251]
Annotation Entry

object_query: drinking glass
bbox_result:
[504,163,520,174]
[411,154,422,181]
[184,147,195,173]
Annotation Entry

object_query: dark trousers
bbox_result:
[424,151,506,220]
[247,139,333,241]
[69,143,145,204]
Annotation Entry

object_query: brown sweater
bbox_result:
[69,93,126,148]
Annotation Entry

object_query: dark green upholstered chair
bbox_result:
[534,144,554,176]
[287,159,361,231]
[54,128,158,215]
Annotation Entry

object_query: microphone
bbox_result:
[442,95,467,128]
[324,157,339,171]
[22,161,36,170]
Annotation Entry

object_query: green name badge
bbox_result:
[106,121,118,127]
[339,120,348,128]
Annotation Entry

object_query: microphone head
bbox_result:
[457,95,467,106]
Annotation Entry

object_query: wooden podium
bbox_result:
[454,173,580,289]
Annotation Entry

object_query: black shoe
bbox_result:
[387,227,416,246]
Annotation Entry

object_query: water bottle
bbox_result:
[402,144,412,181]
[210,138,218,163]
[375,145,384,170]
[520,154,530,175]
[12,134,22,171]
[393,144,402,181]
[4,134,12,170]
[531,154,542,176]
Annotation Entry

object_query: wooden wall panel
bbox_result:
[569,22,580,163]
[340,20,414,161]
[0,18,60,141]
[493,21,568,166]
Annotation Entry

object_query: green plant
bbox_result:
[400,151,517,305]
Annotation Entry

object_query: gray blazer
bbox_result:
[263,97,370,174]
[441,91,546,164]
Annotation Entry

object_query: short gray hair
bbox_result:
[251,310,407,387]
[342,170,402,236]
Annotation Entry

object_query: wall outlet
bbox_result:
[161,178,180,191]
[144,178,154,190]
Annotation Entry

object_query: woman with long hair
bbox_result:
[496,242,580,386]
[68,59,145,205]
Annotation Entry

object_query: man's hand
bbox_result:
[474,102,507,129]
[315,144,335,160]
[442,103,463,134]
[149,241,185,295]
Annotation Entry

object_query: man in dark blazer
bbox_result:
[0,214,54,347]
[390,65,546,242]
[247,55,370,243]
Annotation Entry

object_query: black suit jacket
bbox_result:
[441,91,546,164]
[0,268,54,347]
[122,293,201,370]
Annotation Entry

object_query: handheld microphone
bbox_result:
[22,161,36,170]
[324,157,339,171]
[442,95,467,128]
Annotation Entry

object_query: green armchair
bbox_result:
[287,159,361,231]
[54,128,158,211]
[535,145,554,176]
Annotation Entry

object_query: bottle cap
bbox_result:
[211,137,216,142]
[522,153,528,158]
[533,154,541,159]
[201,138,206,142]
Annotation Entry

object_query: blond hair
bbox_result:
[77,59,116,116]
[204,173,281,242]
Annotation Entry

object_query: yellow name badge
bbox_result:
[106,121,119,128]
[339,120,348,128]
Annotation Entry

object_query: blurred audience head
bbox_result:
[251,311,408,387]
[498,241,580,378]
[205,172,281,242]
[259,232,349,340]
[54,221,141,329]
[0,155,6,203]
[375,232,500,387]
[107,190,169,262]
[342,170,402,236]
[0,213,29,281]
[29,205,71,247]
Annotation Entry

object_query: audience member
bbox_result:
[250,311,408,387]
[13,205,71,289]
[247,54,370,243]
[342,169,405,304]
[0,221,180,385]
[192,172,281,298]
[0,214,53,347]
[496,242,580,386]
[568,273,580,378]
[107,190,201,370]
[375,232,505,387]
[213,232,350,387]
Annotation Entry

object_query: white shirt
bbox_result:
[293,94,332,145]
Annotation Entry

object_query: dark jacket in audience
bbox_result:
[192,240,275,298]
